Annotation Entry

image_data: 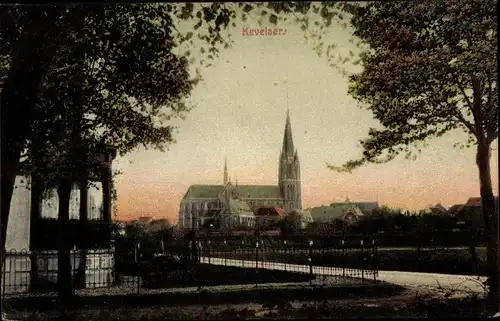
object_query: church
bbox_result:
[178,110,302,229]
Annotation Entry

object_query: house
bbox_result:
[449,196,498,224]
[448,204,465,216]
[465,197,482,206]
[429,203,449,215]
[329,200,379,215]
[254,206,286,227]
[310,203,364,225]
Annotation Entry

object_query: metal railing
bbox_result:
[2,238,379,298]
[193,238,379,284]
[1,248,124,298]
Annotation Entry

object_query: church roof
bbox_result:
[184,185,223,199]
[236,185,281,199]
[222,198,253,215]
[183,184,281,200]
[282,109,295,156]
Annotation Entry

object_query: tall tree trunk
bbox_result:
[57,178,73,301]
[0,6,71,296]
[0,57,38,312]
[476,141,499,313]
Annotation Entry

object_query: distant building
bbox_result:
[218,198,256,230]
[255,206,286,228]
[310,204,364,225]
[465,197,481,206]
[449,196,499,223]
[178,111,302,229]
[428,203,449,215]
[448,204,465,216]
[138,216,154,224]
[329,200,379,215]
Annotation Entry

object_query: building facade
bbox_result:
[3,145,117,295]
[178,110,302,229]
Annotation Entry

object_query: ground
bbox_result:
[3,286,488,320]
[2,256,490,320]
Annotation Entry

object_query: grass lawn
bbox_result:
[141,263,314,288]
[4,279,407,320]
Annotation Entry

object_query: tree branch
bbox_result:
[455,78,475,114]
[453,112,477,138]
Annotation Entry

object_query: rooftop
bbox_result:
[255,207,286,217]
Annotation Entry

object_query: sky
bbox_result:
[114,4,499,222]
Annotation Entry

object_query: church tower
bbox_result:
[279,109,302,213]
[223,157,228,185]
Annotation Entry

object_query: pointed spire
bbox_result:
[224,157,228,185]
[282,109,294,156]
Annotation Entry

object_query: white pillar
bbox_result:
[6,175,32,250]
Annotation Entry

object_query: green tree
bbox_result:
[0,2,244,248]
[327,0,498,313]
[0,1,363,304]
[279,211,301,235]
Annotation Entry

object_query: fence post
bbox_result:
[208,240,211,265]
[188,240,192,261]
[255,241,259,288]
[255,241,259,269]
[342,240,345,277]
[136,242,141,294]
[283,240,287,272]
[198,241,202,264]
[372,239,377,281]
[2,250,8,299]
[71,247,76,295]
[361,239,365,281]
[261,240,264,269]
[223,239,227,266]
[29,250,38,293]
[241,240,245,268]
[309,240,313,286]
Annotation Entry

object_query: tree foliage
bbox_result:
[327,0,497,172]
[1,2,362,194]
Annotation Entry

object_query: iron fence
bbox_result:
[1,248,139,298]
[2,238,379,298]
[194,238,379,284]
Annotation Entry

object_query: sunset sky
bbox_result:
[114,4,499,222]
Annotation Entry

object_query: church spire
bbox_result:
[224,157,228,185]
[282,108,294,156]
